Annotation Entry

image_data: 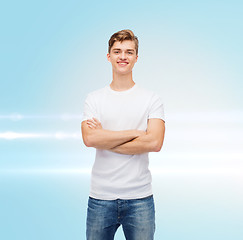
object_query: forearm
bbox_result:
[83,128,144,150]
[110,133,161,155]
[83,118,165,154]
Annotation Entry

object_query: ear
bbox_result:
[135,55,138,62]
[107,53,111,62]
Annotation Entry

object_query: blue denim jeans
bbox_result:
[86,195,155,240]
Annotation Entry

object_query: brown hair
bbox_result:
[108,29,139,55]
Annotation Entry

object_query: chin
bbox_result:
[117,70,131,75]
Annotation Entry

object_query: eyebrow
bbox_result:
[112,48,135,52]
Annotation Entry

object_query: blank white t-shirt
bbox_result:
[82,84,165,200]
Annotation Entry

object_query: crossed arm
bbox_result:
[81,118,165,155]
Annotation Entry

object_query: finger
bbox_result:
[87,119,95,123]
[92,118,101,124]
[87,124,94,129]
[87,119,96,125]
[87,124,95,129]
[87,121,97,128]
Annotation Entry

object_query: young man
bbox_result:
[81,29,165,240]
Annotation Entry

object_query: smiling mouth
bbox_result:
[117,62,128,66]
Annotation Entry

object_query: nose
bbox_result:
[119,51,127,60]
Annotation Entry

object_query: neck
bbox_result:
[110,72,135,91]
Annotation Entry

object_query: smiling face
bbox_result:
[107,40,138,76]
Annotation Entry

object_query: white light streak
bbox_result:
[166,110,243,123]
[150,167,242,176]
[0,113,82,121]
[0,111,242,123]
[0,168,91,174]
[0,132,46,140]
[0,167,241,176]
[0,131,81,140]
[150,152,243,161]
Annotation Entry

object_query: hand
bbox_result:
[86,118,102,129]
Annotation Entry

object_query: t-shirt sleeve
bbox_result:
[148,93,165,122]
[81,93,98,122]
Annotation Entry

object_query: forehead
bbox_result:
[111,40,136,51]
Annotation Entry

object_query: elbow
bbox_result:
[83,135,94,148]
[81,122,96,148]
[152,140,163,152]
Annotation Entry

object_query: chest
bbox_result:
[97,94,151,130]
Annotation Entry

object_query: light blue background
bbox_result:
[0,0,242,239]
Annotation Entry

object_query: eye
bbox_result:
[128,52,133,55]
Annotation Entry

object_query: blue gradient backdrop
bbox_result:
[0,0,242,239]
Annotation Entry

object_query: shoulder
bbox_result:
[136,84,163,101]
